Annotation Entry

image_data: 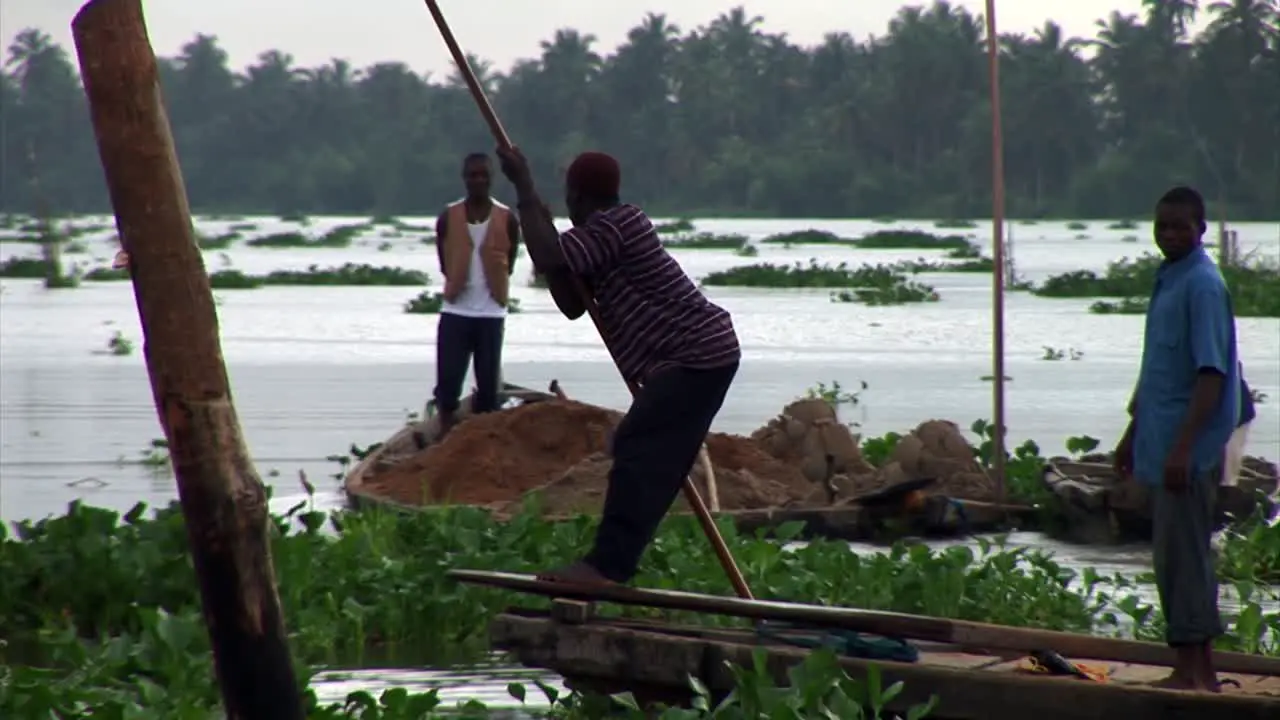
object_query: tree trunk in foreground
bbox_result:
[71,2,305,718]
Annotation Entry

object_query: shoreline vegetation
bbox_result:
[2,4,1277,220]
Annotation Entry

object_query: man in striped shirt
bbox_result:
[496,146,741,586]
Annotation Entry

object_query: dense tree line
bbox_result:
[1,1,1277,220]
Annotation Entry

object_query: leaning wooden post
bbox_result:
[71,2,305,718]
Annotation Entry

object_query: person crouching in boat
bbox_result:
[494,146,740,586]
[431,152,522,436]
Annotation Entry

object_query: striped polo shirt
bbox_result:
[558,204,740,384]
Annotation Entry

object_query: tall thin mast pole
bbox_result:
[984,0,1008,504]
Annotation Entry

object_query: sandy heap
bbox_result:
[359,396,997,514]
[748,399,994,504]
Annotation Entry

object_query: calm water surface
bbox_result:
[2,216,1277,708]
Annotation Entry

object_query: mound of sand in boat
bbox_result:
[356,394,999,516]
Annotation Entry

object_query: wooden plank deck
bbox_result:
[490,611,1280,720]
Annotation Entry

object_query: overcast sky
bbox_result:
[5,1,1176,75]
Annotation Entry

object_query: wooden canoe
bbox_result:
[341,382,1036,540]
[490,610,1280,720]
[452,569,1280,677]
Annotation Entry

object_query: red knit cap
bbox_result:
[565,152,621,198]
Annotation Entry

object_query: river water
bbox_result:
[1,216,1277,709]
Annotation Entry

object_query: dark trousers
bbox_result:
[433,312,505,415]
[585,362,738,582]
[1152,467,1224,646]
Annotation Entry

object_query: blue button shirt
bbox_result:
[1132,248,1240,485]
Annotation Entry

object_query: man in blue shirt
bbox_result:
[1112,186,1240,692]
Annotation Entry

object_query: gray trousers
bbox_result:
[1152,467,1224,646]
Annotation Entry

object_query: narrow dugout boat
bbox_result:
[453,570,1280,720]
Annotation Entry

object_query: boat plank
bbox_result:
[1253,677,1280,695]
[921,652,1006,670]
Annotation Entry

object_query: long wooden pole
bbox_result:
[451,570,1280,677]
[421,0,751,600]
[984,0,1008,505]
[72,2,305,717]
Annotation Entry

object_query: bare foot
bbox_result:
[1148,673,1194,691]
[1147,673,1224,693]
[537,561,615,587]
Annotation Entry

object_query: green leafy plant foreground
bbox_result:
[1,495,1277,717]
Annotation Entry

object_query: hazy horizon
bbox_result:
[2,1,1197,76]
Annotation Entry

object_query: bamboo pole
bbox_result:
[421,0,749,599]
[71,2,304,717]
[984,0,1008,506]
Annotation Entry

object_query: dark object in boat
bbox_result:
[854,476,939,509]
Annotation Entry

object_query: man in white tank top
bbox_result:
[431,153,521,434]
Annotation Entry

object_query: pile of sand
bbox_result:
[360,400,622,506]
[360,399,810,511]
[358,395,997,514]
[825,420,995,503]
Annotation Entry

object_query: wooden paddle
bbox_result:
[449,569,1280,677]
[421,0,751,601]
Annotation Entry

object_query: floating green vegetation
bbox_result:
[760,229,851,245]
[1108,219,1139,230]
[199,264,429,290]
[0,255,78,288]
[1041,346,1084,361]
[228,222,258,232]
[198,231,240,250]
[1035,254,1280,317]
[830,281,938,306]
[247,224,368,248]
[933,219,978,229]
[83,266,129,282]
[1066,221,1088,231]
[735,243,759,257]
[261,264,428,287]
[404,291,444,314]
[0,256,49,278]
[401,292,522,315]
[663,232,749,249]
[113,438,170,468]
[106,331,133,357]
[704,259,919,290]
[890,256,994,274]
[653,218,695,234]
[208,270,265,289]
[1089,297,1148,314]
[853,230,972,251]
[278,211,309,224]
